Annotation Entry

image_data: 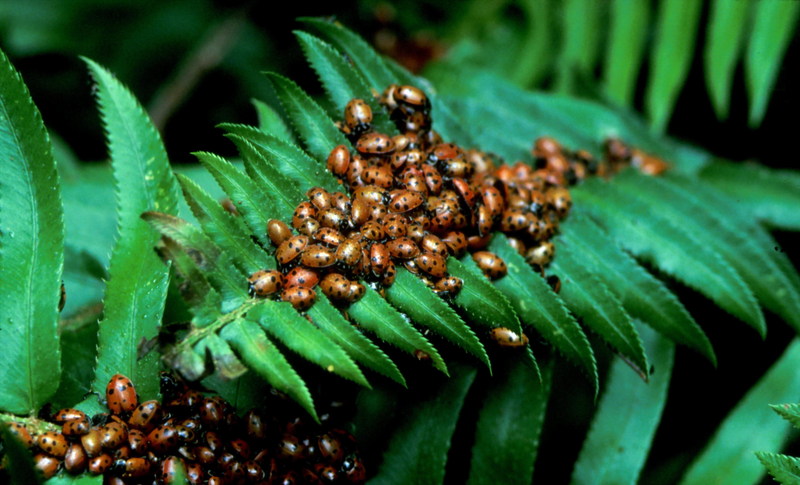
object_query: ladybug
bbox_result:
[62,417,91,436]
[118,456,151,478]
[129,399,161,432]
[80,428,103,457]
[284,266,320,289]
[350,198,370,227]
[320,273,351,300]
[37,431,69,457]
[360,221,385,241]
[243,460,265,482]
[344,98,373,134]
[331,191,351,212]
[336,238,363,267]
[528,189,547,217]
[106,373,138,415]
[434,276,463,297]
[100,421,128,449]
[467,233,493,251]
[267,219,293,247]
[175,425,196,443]
[348,281,366,302]
[88,454,113,475]
[473,251,508,279]
[64,442,88,474]
[220,197,239,216]
[353,185,386,205]
[370,243,390,276]
[276,235,309,265]
[389,190,424,213]
[248,270,283,297]
[341,453,367,482]
[317,433,344,463]
[147,425,178,453]
[532,136,562,158]
[318,208,348,230]
[506,236,527,255]
[481,185,505,218]
[195,446,216,465]
[314,227,345,247]
[160,456,184,484]
[415,251,447,278]
[387,237,421,259]
[282,286,317,311]
[361,165,394,188]
[382,214,407,238]
[380,84,400,110]
[526,241,555,267]
[422,164,443,194]
[382,260,397,286]
[326,145,350,176]
[369,203,388,222]
[406,221,426,242]
[442,231,468,256]
[466,149,496,174]
[128,428,148,454]
[295,216,321,237]
[356,133,395,156]
[500,209,529,232]
[300,244,337,268]
[401,167,428,194]
[53,408,88,423]
[476,205,494,237]
[420,234,448,257]
[440,157,473,179]
[34,453,61,479]
[6,422,34,448]
[230,438,252,459]
[291,201,317,230]
[244,409,266,440]
[452,178,478,209]
[490,327,529,347]
[307,187,332,211]
[278,433,306,461]
[396,85,429,109]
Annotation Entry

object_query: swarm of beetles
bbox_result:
[3,374,366,484]
[245,84,668,346]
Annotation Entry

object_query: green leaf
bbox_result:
[770,403,800,429]
[225,135,305,219]
[370,364,477,485]
[699,160,800,231]
[294,31,396,134]
[0,48,64,413]
[202,370,269,413]
[308,293,405,387]
[467,358,553,485]
[265,72,349,162]
[558,213,715,364]
[299,17,396,91]
[551,242,648,378]
[248,299,369,388]
[51,318,99,411]
[177,173,272,275]
[645,0,704,132]
[220,318,317,422]
[142,212,248,311]
[616,170,800,334]
[489,234,598,390]
[0,422,42,484]
[573,178,765,334]
[745,0,800,126]
[680,339,800,485]
[704,0,749,119]
[85,57,179,402]
[347,287,448,375]
[604,0,650,106]
[158,236,222,323]
[193,151,274,247]
[556,0,603,94]
[514,0,555,87]
[756,452,800,485]
[251,98,294,142]
[449,257,522,335]
[571,323,675,485]
[218,123,340,193]
[386,269,491,371]
[194,332,248,380]
[46,474,103,485]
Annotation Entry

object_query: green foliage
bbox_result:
[0,47,64,414]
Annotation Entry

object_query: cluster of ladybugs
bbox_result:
[3,373,366,484]
[247,83,668,330]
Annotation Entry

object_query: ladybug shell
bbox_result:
[396,85,429,107]
[360,221,385,241]
[62,417,91,436]
[415,251,447,278]
[314,227,345,247]
[245,410,266,440]
[248,270,283,297]
[353,185,386,205]
[243,460,264,482]
[276,235,309,265]
[307,187,332,211]
[267,219,293,247]
[81,428,103,457]
[422,164,443,194]
[336,238,363,267]
[361,165,394,188]
[420,234,448,257]
[435,276,463,294]
[326,145,350,176]
[532,136,562,158]
[147,425,178,453]
[317,433,344,463]
[282,286,317,311]
[88,454,113,475]
[128,428,148,454]
[291,201,317,230]
[440,157,472,179]
[490,327,529,347]
[382,260,397,286]
[300,244,337,268]
[546,187,572,218]
[473,251,508,279]
[388,190,424,213]
[441,231,468,256]
[317,208,348,230]
[195,446,216,465]
[500,209,529,232]
[53,408,88,423]
[7,422,34,448]
[350,198,370,227]
[100,421,128,449]
[477,205,494,237]
[34,453,61,479]
[506,236,527,255]
[122,457,151,478]
[284,266,320,289]
[481,185,505,218]
[320,273,351,300]
[467,233,493,251]
[382,214,408,238]
[346,155,366,188]
[348,281,366,302]
[369,243,390,276]
[160,456,184,484]
[106,374,138,415]
[64,442,88,474]
[330,191,351,213]
[406,221,426,243]
[344,98,373,131]
[525,241,555,267]
[356,133,395,156]
[386,237,420,259]
[369,203,388,222]
[38,431,69,457]
[129,399,161,432]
